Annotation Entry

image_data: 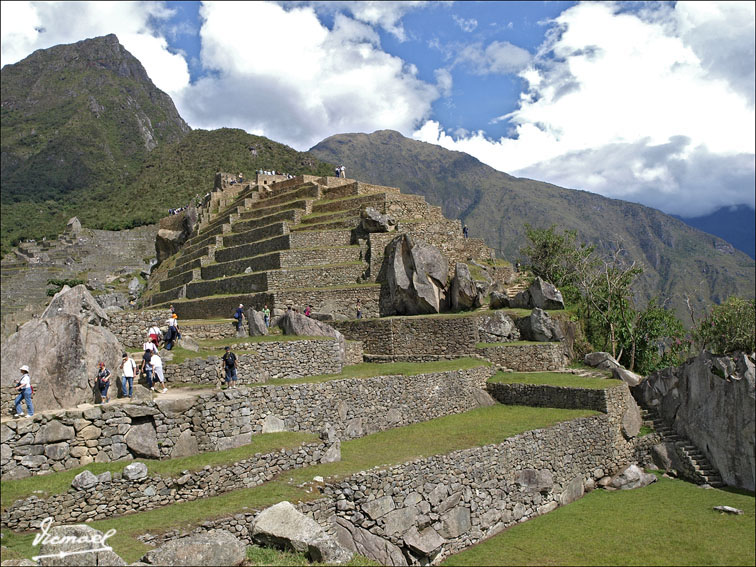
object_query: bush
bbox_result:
[694,297,755,354]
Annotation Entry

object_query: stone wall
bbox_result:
[333,317,480,357]
[1,367,492,479]
[130,384,640,565]
[163,339,343,384]
[486,382,611,411]
[478,343,567,372]
[106,309,173,348]
[1,440,334,530]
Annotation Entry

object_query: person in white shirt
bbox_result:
[14,365,34,417]
[121,353,137,398]
[143,340,158,355]
[148,324,162,348]
[150,352,167,393]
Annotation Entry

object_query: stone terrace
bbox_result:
[144,173,492,320]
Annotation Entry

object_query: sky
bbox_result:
[1,1,754,219]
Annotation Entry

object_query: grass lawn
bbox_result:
[257,357,490,386]
[0,431,316,509]
[443,474,755,566]
[476,340,543,347]
[246,545,378,566]
[1,404,595,563]
[488,371,623,390]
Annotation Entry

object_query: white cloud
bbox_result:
[296,1,427,41]
[414,1,755,216]
[0,1,190,96]
[454,40,531,75]
[453,15,477,33]
[434,67,452,97]
[175,1,438,149]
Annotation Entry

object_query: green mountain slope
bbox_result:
[0,35,334,255]
[310,130,755,321]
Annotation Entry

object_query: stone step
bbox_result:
[222,222,289,249]
[299,209,362,227]
[245,182,321,211]
[184,263,365,300]
[311,192,388,216]
[292,218,359,232]
[238,198,312,222]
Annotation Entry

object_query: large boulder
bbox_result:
[451,263,480,311]
[252,501,353,563]
[489,291,510,309]
[247,309,268,336]
[610,464,657,490]
[633,351,756,491]
[360,207,396,233]
[478,311,520,343]
[0,313,122,412]
[42,284,109,326]
[383,234,448,315]
[155,207,198,264]
[124,421,159,458]
[528,277,565,310]
[278,311,345,362]
[333,516,407,566]
[141,529,246,566]
[509,288,531,309]
[584,352,622,371]
[517,308,564,342]
[36,523,126,566]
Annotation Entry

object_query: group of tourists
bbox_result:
[334,165,347,178]
[256,169,294,179]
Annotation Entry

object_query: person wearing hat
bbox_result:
[233,304,245,332]
[14,365,34,417]
[221,345,238,388]
[96,362,111,403]
[121,353,137,398]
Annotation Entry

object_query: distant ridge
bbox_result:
[310,129,755,322]
[676,205,755,260]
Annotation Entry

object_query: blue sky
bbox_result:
[1,1,754,220]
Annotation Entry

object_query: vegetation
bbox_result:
[521,226,689,374]
[694,296,756,354]
[45,277,85,296]
[488,371,621,389]
[443,473,755,566]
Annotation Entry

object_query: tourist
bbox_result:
[334,166,340,178]
[96,362,111,403]
[222,346,238,389]
[356,299,362,319]
[164,314,179,349]
[169,304,175,315]
[340,165,346,178]
[140,348,154,390]
[121,353,137,398]
[262,304,271,327]
[463,225,469,239]
[238,172,244,184]
[143,338,158,355]
[151,352,167,393]
[148,322,162,348]
[304,304,312,317]
[515,261,520,273]
[14,365,34,418]
[234,303,245,331]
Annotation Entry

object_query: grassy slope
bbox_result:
[1,404,594,563]
[309,130,755,323]
[443,474,755,566]
[488,371,621,389]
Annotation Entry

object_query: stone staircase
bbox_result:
[146,173,492,320]
[640,407,724,487]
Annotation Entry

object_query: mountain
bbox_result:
[0,35,334,255]
[676,206,755,260]
[310,130,755,323]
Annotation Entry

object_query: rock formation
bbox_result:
[141,529,247,566]
[155,207,198,264]
[252,501,353,563]
[0,286,123,412]
[517,308,564,342]
[384,234,448,315]
[360,207,396,233]
[451,263,480,311]
[278,311,345,362]
[510,277,565,310]
[633,351,755,491]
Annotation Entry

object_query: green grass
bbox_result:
[256,357,490,386]
[443,473,755,566]
[246,545,379,566]
[0,432,316,509]
[164,335,332,364]
[1,404,594,563]
[488,371,623,389]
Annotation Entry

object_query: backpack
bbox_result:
[223,352,236,368]
[233,311,240,319]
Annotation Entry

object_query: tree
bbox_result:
[694,297,756,354]
[620,299,688,374]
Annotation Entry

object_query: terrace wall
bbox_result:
[0,367,493,480]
